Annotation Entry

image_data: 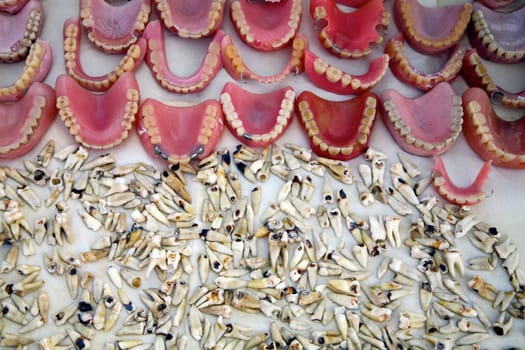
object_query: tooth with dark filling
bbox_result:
[393,0,472,55]
[0,82,56,159]
[55,72,140,149]
[0,39,52,102]
[295,90,378,160]
[0,0,29,14]
[432,155,491,206]
[462,49,525,109]
[304,49,389,95]
[79,0,151,54]
[462,87,525,169]
[230,0,302,51]
[309,0,390,58]
[0,0,43,63]
[220,82,295,148]
[221,33,307,83]
[142,20,224,94]
[385,32,465,92]
[63,17,146,92]
[154,0,225,39]
[380,82,463,156]
[137,98,224,163]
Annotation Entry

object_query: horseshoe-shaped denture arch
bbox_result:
[220,82,295,148]
[0,82,56,159]
[55,72,140,149]
[154,0,226,39]
[385,32,465,92]
[462,87,525,169]
[0,0,30,14]
[63,17,146,92]
[0,0,43,63]
[142,20,224,94]
[137,99,224,164]
[230,0,302,51]
[309,0,390,59]
[0,39,52,102]
[380,82,463,156]
[221,33,307,83]
[393,0,472,55]
[462,49,525,109]
[304,49,389,95]
[295,90,378,160]
[79,0,152,54]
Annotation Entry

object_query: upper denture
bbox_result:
[0,0,30,14]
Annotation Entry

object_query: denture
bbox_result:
[137,98,224,163]
[0,0,29,14]
[154,0,225,39]
[221,33,306,83]
[0,0,43,63]
[142,20,224,94]
[309,0,390,58]
[462,87,525,169]
[295,91,378,160]
[432,155,491,206]
[468,2,525,63]
[474,0,513,10]
[230,0,302,51]
[220,82,295,148]
[393,0,472,55]
[63,17,146,92]
[0,39,52,102]
[380,82,463,156]
[462,49,525,109]
[55,72,140,149]
[0,82,56,159]
[385,32,465,91]
[304,49,389,95]
[79,0,151,54]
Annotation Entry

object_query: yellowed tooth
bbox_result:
[313,58,329,74]
[326,66,343,83]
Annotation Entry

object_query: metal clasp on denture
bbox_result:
[190,145,204,161]
[137,126,147,136]
[331,43,342,54]
[153,144,168,160]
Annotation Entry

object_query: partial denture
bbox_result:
[385,32,465,91]
[55,72,140,149]
[137,99,224,164]
[230,0,302,51]
[304,49,389,95]
[221,33,307,83]
[0,39,52,102]
[393,0,472,55]
[79,0,151,54]
[220,82,295,148]
[309,0,390,58]
[0,0,43,63]
[142,20,224,94]
[462,49,525,109]
[468,2,525,63]
[462,87,525,169]
[154,0,225,39]
[295,90,378,160]
[380,82,463,156]
[0,82,56,159]
[63,17,146,92]
[0,0,29,14]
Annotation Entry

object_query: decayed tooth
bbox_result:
[328,208,343,238]
[322,176,334,204]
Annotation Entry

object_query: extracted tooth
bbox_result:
[492,311,513,336]
[419,281,432,312]
[328,208,343,238]
[369,215,386,241]
[443,278,469,303]
[322,176,334,204]
[438,300,477,318]
[468,275,497,301]
[384,215,401,248]
[389,258,421,281]
[454,214,479,238]
[17,185,40,211]
[399,311,426,329]
[443,247,464,278]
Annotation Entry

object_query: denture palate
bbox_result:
[63,17,146,92]
[142,20,224,94]
[385,32,465,92]
[0,82,56,159]
[462,49,525,109]
[309,0,390,59]
[79,0,152,54]
[0,0,43,63]
[473,0,514,10]
[230,0,302,51]
[154,0,225,39]
[220,82,295,148]
[0,0,29,14]
[380,82,463,156]
[393,0,472,55]
[295,90,378,160]
[462,87,525,169]
[55,72,140,150]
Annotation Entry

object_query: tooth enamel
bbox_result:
[326,66,343,83]
[313,58,328,74]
